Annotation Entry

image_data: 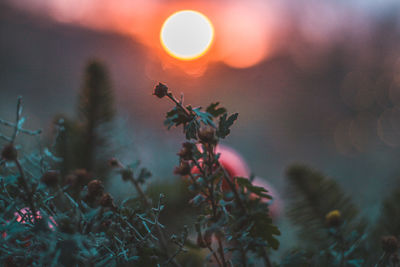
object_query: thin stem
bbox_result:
[126,173,181,267]
[166,93,191,118]
[375,252,389,267]
[206,244,223,267]
[261,247,272,267]
[217,237,228,267]
[14,159,37,223]
[11,97,22,143]
[217,163,247,213]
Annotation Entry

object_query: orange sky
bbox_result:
[8,0,285,75]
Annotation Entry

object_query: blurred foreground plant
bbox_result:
[0,97,186,266]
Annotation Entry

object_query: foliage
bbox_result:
[283,164,371,266]
[0,97,186,266]
[1,73,400,266]
[54,60,115,181]
[157,83,280,267]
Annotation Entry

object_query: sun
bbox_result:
[160,10,214,61]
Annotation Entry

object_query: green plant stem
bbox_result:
[14,159,37,223]
[166,93,191,118]
[206,244,223,267]
[217,237,228,267]
[261,247,272,267]
[127,175,182,267]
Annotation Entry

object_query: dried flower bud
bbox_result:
[325,210,342,228]
[174,161,191,176]
[196,232,207,248]
[121,169,133,182]
[198,127,216,144]
[58,217,76,234]
[87,180,104,198]
[382,236,399,254]
[108,158,122,168]
[1,144,17,161]
[66,169,91,188]
[40,170,60,187]
[153,83,168,98]
[177,142,194,160]
[203,230,212,247]
[100,193,114,208]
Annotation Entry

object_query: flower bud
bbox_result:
[382,236,399,254]
[325,210,342,228]
[41,170,60,187]
[100,193,114,208]
[87,180,104,198]
[174,161,191,176]
[1,144,17,161]
[153,83,168,98]
[198,127,216,144]
[203,230,212,247]
[196,232,207,248]
[66,169,91,188]
[177,142,194,160]
[108,158,122,168]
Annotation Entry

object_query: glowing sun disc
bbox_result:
[160,10,214,60]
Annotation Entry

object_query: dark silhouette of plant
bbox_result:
[0,97,185,266]
[54,60,115,182]
[154,83,280,267]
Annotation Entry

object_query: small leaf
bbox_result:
[216,113,238,138]
[206,102,227,118]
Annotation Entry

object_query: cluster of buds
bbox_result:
[1,144,17,162]
[100,193,115,208]
[65,169,92,189]
[174,161,191,176]
[87,180,104,199]
[40,170,60,188]
[382,236,399,254]
[177,142,194,160]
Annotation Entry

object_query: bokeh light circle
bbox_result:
[160,10,214,60]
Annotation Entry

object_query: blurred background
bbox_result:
[1,0,400,257]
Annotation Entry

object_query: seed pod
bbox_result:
[177,142,195,160]
[1,144,17,161]
[203,230,213,247]
[66,169,91,189]
[382,236,399,254]
[41,170,60,188]
[196,232,207,248]
[174,161,191,176]
[100,193,114,208]
[121,169,133,182]
[108,158,121,168]
[87,180,104,198]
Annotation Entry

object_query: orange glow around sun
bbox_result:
[13,0,281,74]
[160,10,214,61]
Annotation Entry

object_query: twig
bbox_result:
[166,93,191,118]
[117,163,182,267]
[14,159,37,223]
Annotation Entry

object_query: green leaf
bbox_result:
[164,107,190,129]
[193,107,215,127]
[206,102,227,118]
[216,113,238,138]
[236,177,272,199]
